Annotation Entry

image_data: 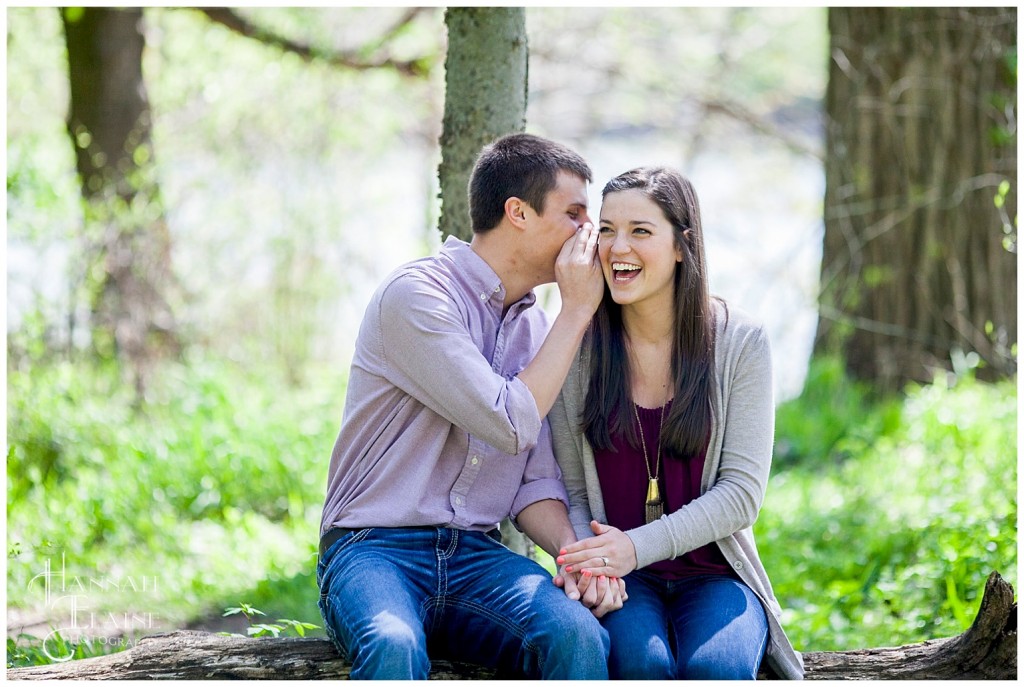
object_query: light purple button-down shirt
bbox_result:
[320,237,569,536]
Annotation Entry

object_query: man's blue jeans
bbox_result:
[316,526,610,679]
[600,570,769,679]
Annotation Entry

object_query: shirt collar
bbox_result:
[441,236,537,310]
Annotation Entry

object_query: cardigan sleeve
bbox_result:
[549,350,598,543]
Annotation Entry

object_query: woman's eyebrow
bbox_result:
[600,219,656,226]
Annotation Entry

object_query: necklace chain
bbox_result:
[633,400,666,524]
[631,401,665,481]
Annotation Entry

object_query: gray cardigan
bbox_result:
[549,302,804,679]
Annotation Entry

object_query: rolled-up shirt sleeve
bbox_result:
[510,420,570,519]
[377,272,542,456]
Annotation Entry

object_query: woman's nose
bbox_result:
[608,232,629,253]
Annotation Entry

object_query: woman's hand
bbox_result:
[556,520,638,579]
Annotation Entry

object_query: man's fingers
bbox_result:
[582,222,599,256]
[558,570,581,601]
[577,570,596,604]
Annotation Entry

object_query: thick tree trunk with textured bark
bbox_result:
[61,6,178,394]
[436,7,528,242]
[815,7,1017,390]
[8,571,1016,680]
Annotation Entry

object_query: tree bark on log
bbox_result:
[9,571,1015,680]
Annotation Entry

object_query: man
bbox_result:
[316,133,618,679]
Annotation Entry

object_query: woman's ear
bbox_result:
[675,231,687,262]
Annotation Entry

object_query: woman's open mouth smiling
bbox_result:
[612,262,642,283]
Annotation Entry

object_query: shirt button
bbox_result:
[479,292,487,300]
[471,457,479,465]
[733,561,744,570]
[455,497,463,506]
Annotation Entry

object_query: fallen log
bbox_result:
[8,571,1015,680]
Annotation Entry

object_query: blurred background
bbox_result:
[6,6,1016,666]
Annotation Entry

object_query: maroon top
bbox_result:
[594,400,736,580]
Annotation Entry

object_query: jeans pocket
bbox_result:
[318,528,373,602]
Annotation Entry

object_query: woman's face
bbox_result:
[598,189,683,309]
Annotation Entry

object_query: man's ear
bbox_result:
[505,197,530,229]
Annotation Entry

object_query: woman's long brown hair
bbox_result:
[583,167,722,459]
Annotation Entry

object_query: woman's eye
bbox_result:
[598,226,613,234]
[633,228,650,235]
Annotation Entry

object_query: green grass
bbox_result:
[7,630,129,669]
[7,354,339,633]
[758,360,1017,651]
[6,353,1017,665]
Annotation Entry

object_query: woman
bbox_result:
[550,167,803,679]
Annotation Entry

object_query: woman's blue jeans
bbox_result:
[316,526,610,680]
[601,570,769,680]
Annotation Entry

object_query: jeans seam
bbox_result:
[318,595,350,662]
[751,622,770,677]
[443,597,541,669]
[429,529,457,635]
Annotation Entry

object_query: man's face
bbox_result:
[526,171,591,279]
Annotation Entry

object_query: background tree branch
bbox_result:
[194,7,432,77]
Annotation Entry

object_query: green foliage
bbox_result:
[7,355,343,628]
[760,365,1017,651]
[7,631,125,669]
[994,178,1017,254]
[222,602,319,638]
[773,356,903,468]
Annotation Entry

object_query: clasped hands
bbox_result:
[552,520,639,618]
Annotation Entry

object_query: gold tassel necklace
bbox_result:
[632,401,665,524]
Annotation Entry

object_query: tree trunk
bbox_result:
[61,7,178,394]
[7,571,1015,680]
[815,7,1016,390]
[437,8,528,242]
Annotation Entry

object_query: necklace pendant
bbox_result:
[646,478,661,506]
[645,478,663,524]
